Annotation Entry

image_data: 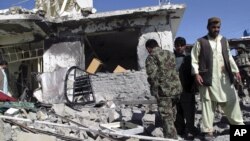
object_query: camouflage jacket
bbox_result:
[145,47,182,97]
[236,52,250,68]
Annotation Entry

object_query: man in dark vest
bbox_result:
[191,17,244,141]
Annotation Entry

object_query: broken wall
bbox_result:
[43,37,85,72]
[35,0,94,18]
[90,70,150,102]
[80,14,175,70]
[45,9,176,103]
[39,67,68,103]
[137,25,174,69]
[39,5,184,103]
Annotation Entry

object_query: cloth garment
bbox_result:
[174,51,196,135]
[146,47,182,139]
[175,92,196,135]
[0,101,35,113]
[158,97,178,139]
[0,92,17,102]
[191,34,244,132]
[0,69,8,94]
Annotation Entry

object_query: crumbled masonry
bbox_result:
[1,1,250,141]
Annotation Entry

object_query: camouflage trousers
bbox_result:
[157,97,178,139]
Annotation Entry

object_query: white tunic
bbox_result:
[191,35,239,102]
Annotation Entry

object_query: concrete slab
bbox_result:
[100,121,144,135]
[17,132,56,141]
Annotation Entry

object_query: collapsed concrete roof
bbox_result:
[0,13,50,46]
[59,4,185,37]
[0,4,185,46]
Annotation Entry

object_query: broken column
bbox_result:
[43,37,85,72]
[137,25,175,69]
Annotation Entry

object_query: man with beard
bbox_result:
[191,17,244,141]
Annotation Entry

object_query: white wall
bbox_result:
[43,41,84,72]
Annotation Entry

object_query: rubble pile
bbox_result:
[0,100,167,141]
[0,92,250,141]
[0,7,33,15]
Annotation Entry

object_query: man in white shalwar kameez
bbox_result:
[191,17,244,140]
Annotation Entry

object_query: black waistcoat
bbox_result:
[198,36,234,86]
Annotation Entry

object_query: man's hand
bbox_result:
[235,72,241,82]
[195,74,203,86]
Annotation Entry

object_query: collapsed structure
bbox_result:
[0,1,191,141]
[1,1,250,141]
[0,0,185,103]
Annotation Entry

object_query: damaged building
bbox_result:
[0,0,185,103]
[0,0,188,141]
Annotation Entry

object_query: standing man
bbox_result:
[145,39,182,139]
[0,60,9,95]
[191,17,244,140]
[235,43,250,97]
[174,37,196,140]
[17,61,28,97]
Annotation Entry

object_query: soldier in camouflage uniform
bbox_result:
[145,39,182,139]
[235,43,250,97]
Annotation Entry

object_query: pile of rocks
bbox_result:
[1,93,250,141]
[0,100,167,141]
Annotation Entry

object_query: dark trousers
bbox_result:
[174,92,196,135]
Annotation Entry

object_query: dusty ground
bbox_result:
[191,92,250,141]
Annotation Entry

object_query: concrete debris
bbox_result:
[108,109,120,123]
[142,114,156,134]
[0,7,33,15]
[100,121,144,135]
[52,103,65,116]
[0,120,6,140]
[4,108,20,116]
[121,108,133,121]
[151,127,164,138]
[0,99,177,141]
[39,67,69,104]
[106,101,116,108]
[35,0,96,19]
[3,120,12,140]
[142,114,155,126]
[125,138,140,141]
[33,89,43,103]
[0,92,248,141]
[0,1,249,141]
[36,110,48,120]
[17,132,57,141]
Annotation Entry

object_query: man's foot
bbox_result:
[204,132,214,141]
